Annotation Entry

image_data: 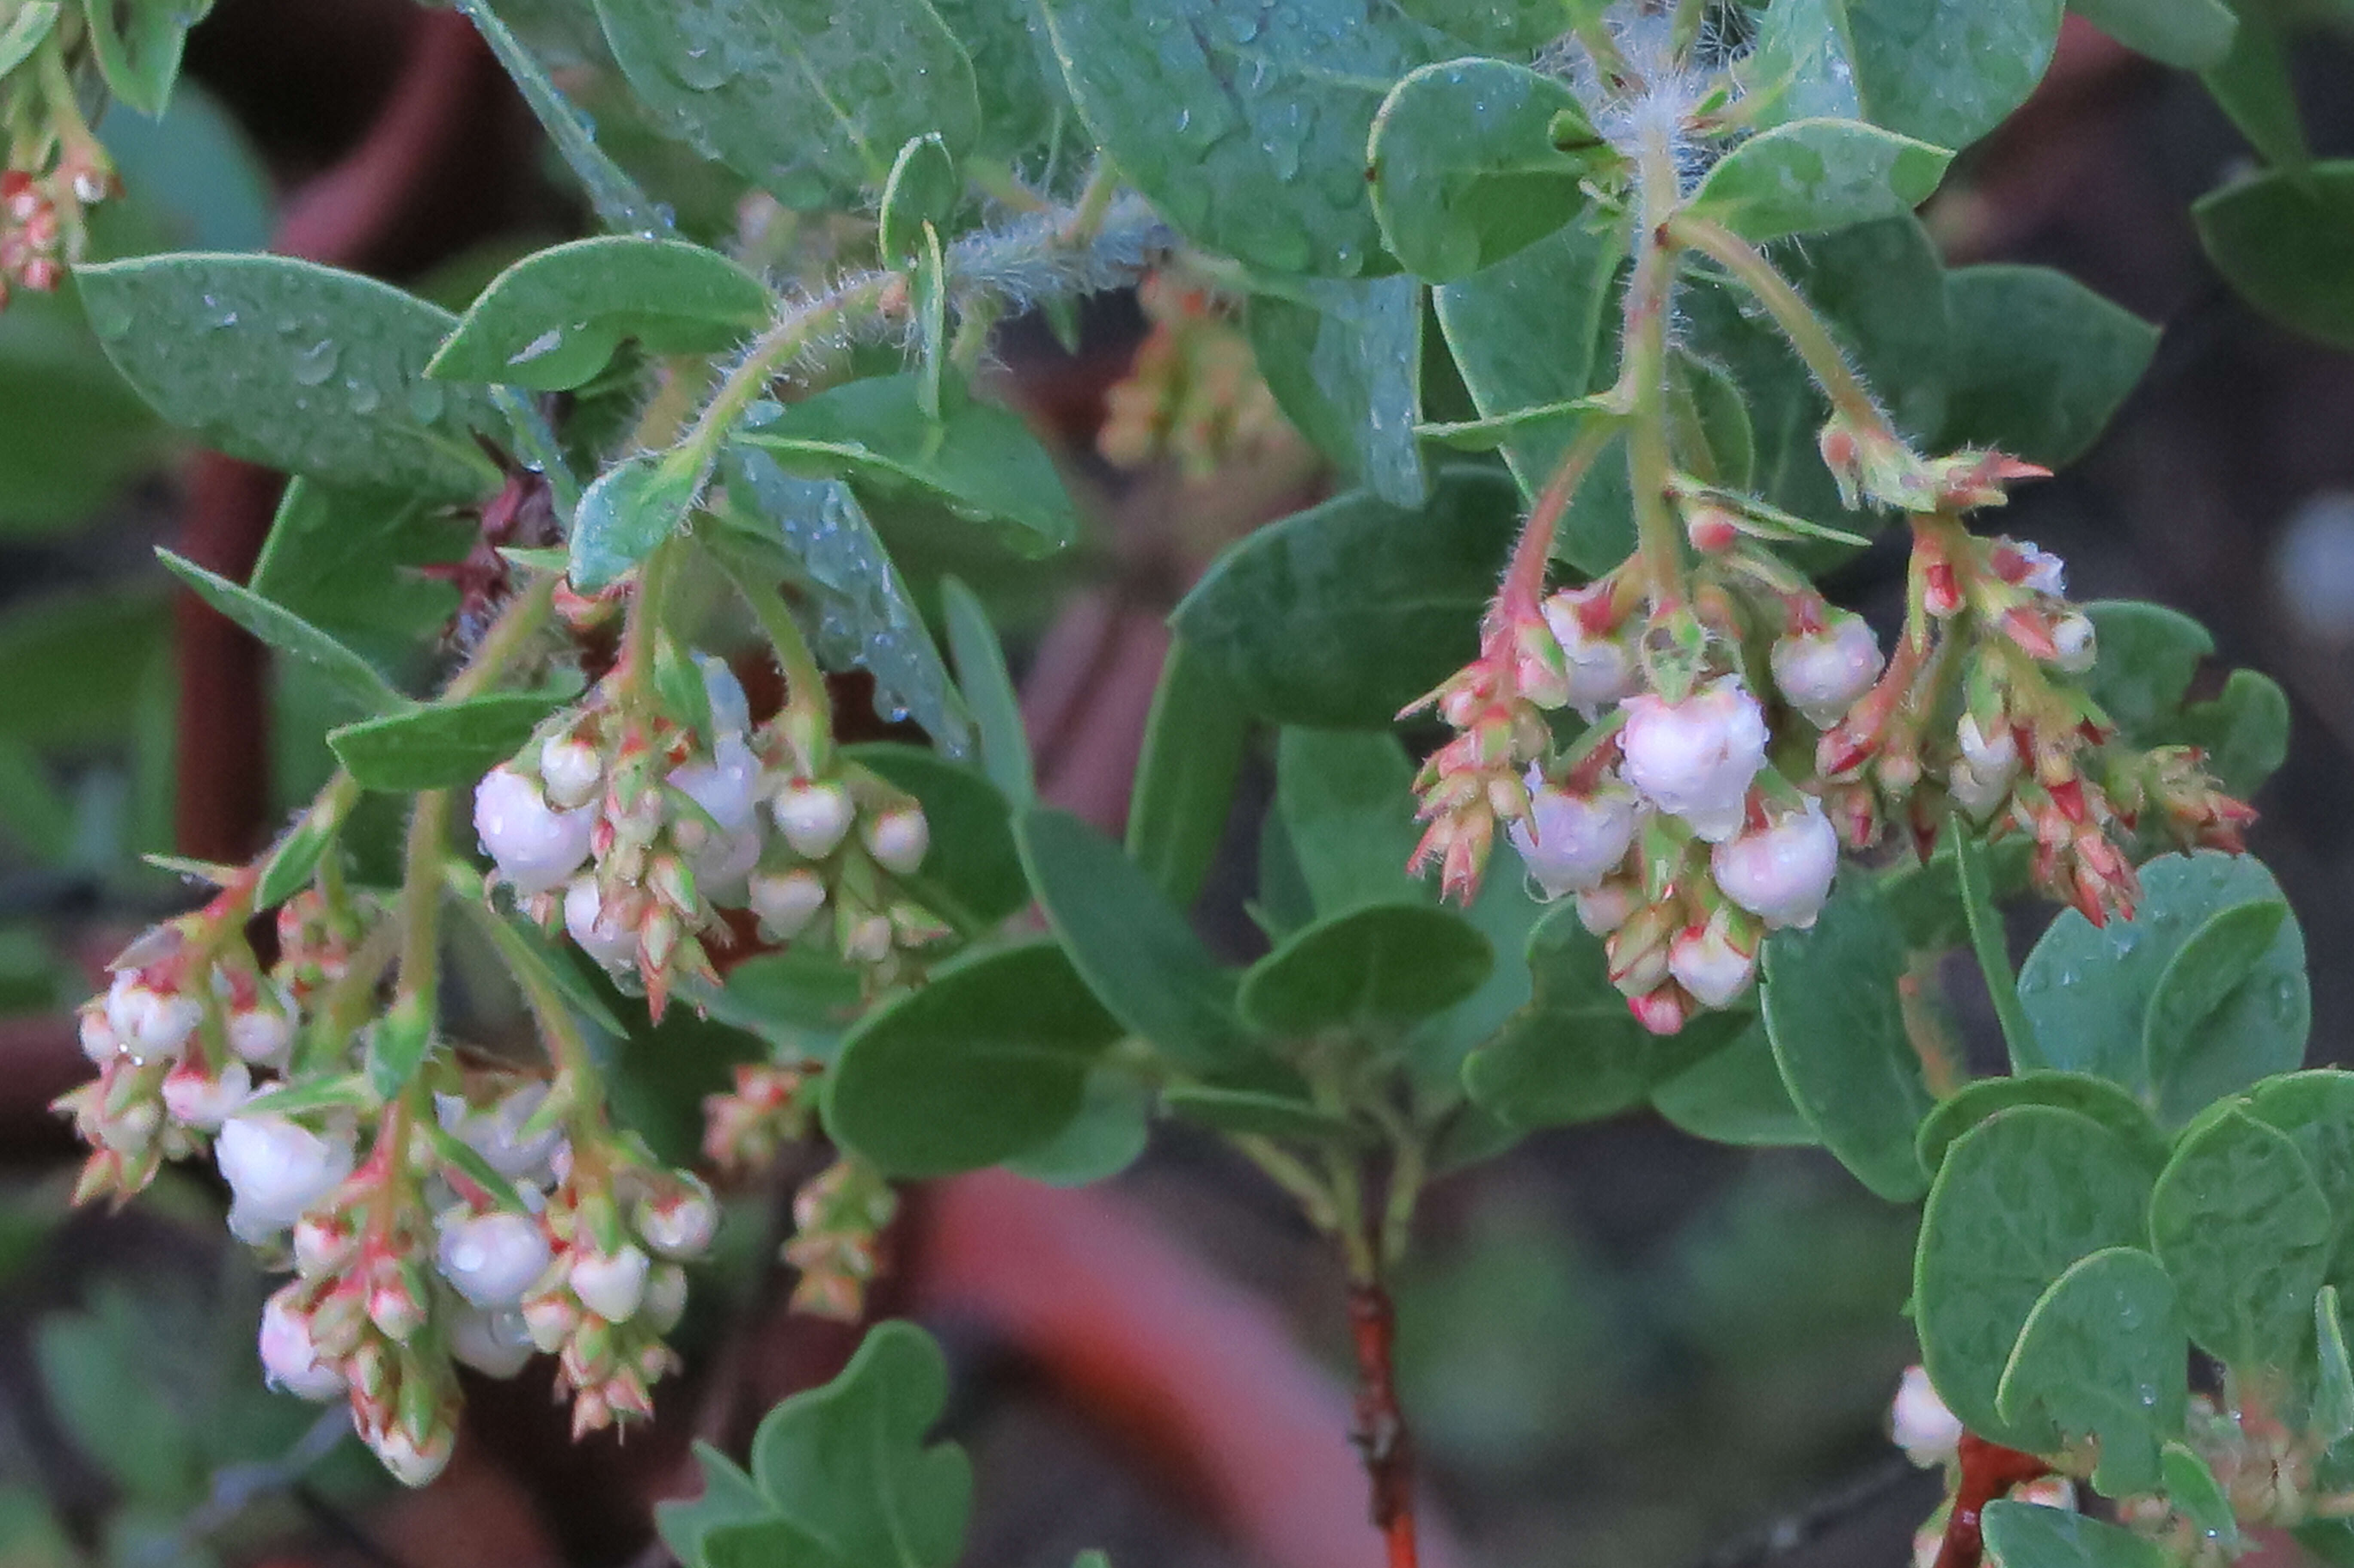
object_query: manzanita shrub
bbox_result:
[15,0,2354,1562]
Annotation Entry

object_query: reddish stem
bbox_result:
[1932,1433,2052,1568]
[1348,1282,1420,1568]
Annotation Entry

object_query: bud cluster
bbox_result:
[476,655,950,1013]
[1097,268,1298,479]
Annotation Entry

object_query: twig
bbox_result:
[1348,1280,1420,1568]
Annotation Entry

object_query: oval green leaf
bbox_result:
[2148,1106,2333,1373]
[1238,903,1492,1037]
[1689,117,1951,244]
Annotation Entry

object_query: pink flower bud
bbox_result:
[570,1243,651,1323]
[748,868,828,939]
[1770,614,1883,728]
[773,779,854,858]
[362,1411,454,1488]
[1711,797,1840,930]
[217,1115,355,1236]
[1576,879,1639,936]
[564,877,641,971]
[259,1289,345,1400]
[2050,613,2096,674]
[1892,1365,1963,1467]
[540,735,603,810]
[670,735,762,842]
[522,1288,578,1352]
[1667,913,1758,1009]
[447,1303,536,1379]
[843,912,896,964]
[437,1211,553,1309]
[1539,592,1640,717]
[862,805,930,876]
[636,1178,718,1260]
[78,1007,119,1065]
[474,765,593,895]
[436,1083,566,1182]
[645,1263,690,1333]
[228,991,296,1065]
[1620,678,1770,842]
[1948,714,2018,816]
[294,1214,355,1277]
[1627,985,1691,1035]
[368,1269,429,1341]
[106,971,201,1060]
[1505,777,1639,899]
[162,1061,252,1130]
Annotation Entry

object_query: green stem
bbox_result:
[456,899,605,1111]
[715,544,836,768]
[1058,156,1121,249]
[679,280,888,468]
[619,537,684,706]
[1234,1135,1341,1232]
[1623,133,1688,608]
[1669,216,1885,434]
[1953,825,2041,1070]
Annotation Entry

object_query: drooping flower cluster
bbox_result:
[1097,267,1299,479]
[0,13,120,306]
[1410,422,2255,1030]
[476,656,948,1013]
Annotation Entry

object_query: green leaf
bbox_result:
[1431,216,1628,565]
[2143,898,2293,1120]
[1248,276,1428,507]
[589,0,980,209]
[2081,600,2209,739]
[702,1519,837,1568]
[747,1321,972,1568]
[1238,903,1492,1035]
[1749,0,2065,152]
[247,479,465,658]
[1003,1065,1153,1186]
[880,135,961,266]
[1650,1019,1821,1147]
[572,448,703,593]
[1914,1105,2157,1448]
[1978,1501,2171,1568]
[1164,1084,1363,1144]
[2015,852,2308,1120]
[1015,807,1255,1072]
[1915,1072,2167,1179]
[1690,118,1950,243]
[743,374,1078,555]
[2159,1440,2240,1547]
[2199,5,2307,170]
[2195,164,2354,348]
[327,691,567,791]
[2179,667,2290,798]
[1274,728,1423,916]
[2068,0,2236,67]
[1463,905,1740,1127]
[1937,265,2158,467]
[1033,0,1441,275]
[1667,351,1755,491]
[720,448,972,755]
[847,742,1028,930]
[2316,1284,2354,1444]
[1391,0,1579,51]
[2149,1106,2333,1372]
[1955,825,2042,1069]
[939,576,1033,806]
[76,253,500,497]
[1994,1246,2186,1497]
[1126,638,1249,910]
[157,549,404,717]
[1367,57,1606,281]
[1759,882,1936,1202]
[84,0,208,117]
[926,0,1069,159]
[0,284,167,534]
[1172,466,1519,728]
[34,1309,200,1504]
[827,940,1123,1176]
[428,238,770,390]
[2247,1072,2354,1290]
[0,5,61,79]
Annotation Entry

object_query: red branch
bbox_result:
[1348,1283,1420,1568]
[1932,1433,2053,1568]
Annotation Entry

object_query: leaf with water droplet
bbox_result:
[1688,117,1953,244]
[1250,274,1428,506]
[430,237,771,390]
[1996,1245,2186,1497]
[571,449,703,593]
[1741,0,2064,152]
[76,254,501,497]
[1915,1071,2166,1180]
[2151,1106,2333,1373]
[328,689,573,791]
[1979,1501,2171,1568]
[879,134,962,266]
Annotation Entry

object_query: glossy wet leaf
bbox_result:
[847,742,1027,930]
[76,254,501,497]
[590,0,979,209]
[2178,667,2290,798]
[1994,1246,2186,1497]
[2079,600,2209,739]
[1746,0,2064,152]
[746,1321,972,1568]
[2143,898,2291,1120]
[1015,807,1254,1072]
[927,0,1068,158]
[827,940,1123,1176]
[1238,903,1491,1035]
[328,691,569,791]
[2159,1440,2240,1547]
[2247,1072,2354,1290]
[2195,162,2354,348]
[572,448,703,593]
[1390,0,1579,51]
[1938,264,2158,467]
[1126,638,1249,909]
[742,374,1077,555]
[1172,466,1519,728]
[2316,1285,2354,1445]
[1650,1019,1819,1147]
[1690,118,1950,243]
[429,238,770,390]
[1979,1501,2171,1568]
[1034,0,1442,275]
[1464,905,1740,1127]
[1760,883,1935,1202]
[158,549,404,718]
[1914,1105,2156,1447]
[1914,1071,2166,1180]
[2015,852,2308,1120]
[2149,1106,2333,1373]
[1249,277,1428,506]
[2068,0,2235,67]
[1367,57,1605,281]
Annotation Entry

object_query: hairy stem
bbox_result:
[681,281,889,466]
[1623,133,1689,607]
[1495,416,1622,629]
[1669,215,1885,434]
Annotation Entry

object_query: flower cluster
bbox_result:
[1413,421,2257,1029]
[1097,267,1298,480]
[477,656,948,1013]
[0,20,118,307]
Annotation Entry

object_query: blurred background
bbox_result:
[0,6,2350,1567]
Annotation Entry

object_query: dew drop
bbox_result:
[290,339,339,386]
